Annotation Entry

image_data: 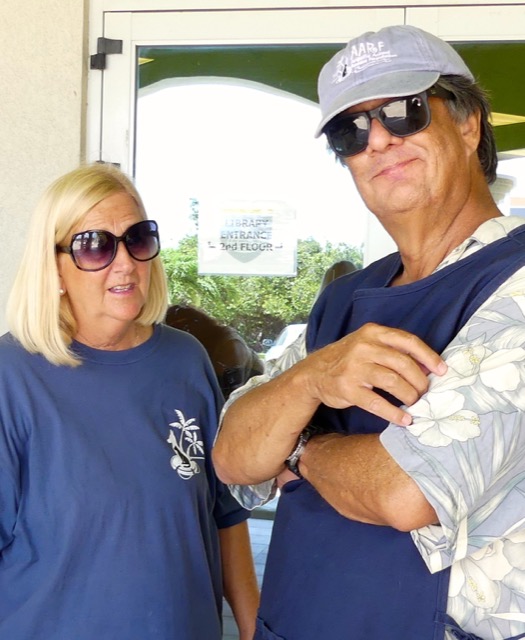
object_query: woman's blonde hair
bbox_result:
[6,163,169,367]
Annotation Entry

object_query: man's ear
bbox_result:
[460,110,482,156]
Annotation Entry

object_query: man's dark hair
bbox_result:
[436,74,498,184]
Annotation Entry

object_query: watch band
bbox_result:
[285,425,317,478]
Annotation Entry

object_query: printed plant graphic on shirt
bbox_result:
[167,410,205,479]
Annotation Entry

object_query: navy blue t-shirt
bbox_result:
[0,324,248,639]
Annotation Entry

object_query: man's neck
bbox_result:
[389,201,502,286]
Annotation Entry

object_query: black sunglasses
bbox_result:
[323,85,453,158]
[56,219,160,272]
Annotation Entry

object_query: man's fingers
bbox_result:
[304,323,447,420]
[357,387,413,427]
[369,324,447,376]
[365,363,425,407]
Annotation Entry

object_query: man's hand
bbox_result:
[299,322,447,427]
[214,322,446,486]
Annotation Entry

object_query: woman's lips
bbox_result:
[109,283,135,293]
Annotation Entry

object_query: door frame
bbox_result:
[86,1,525,172]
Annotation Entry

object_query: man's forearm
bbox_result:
[213,364,318,485]
[300,432,438,530]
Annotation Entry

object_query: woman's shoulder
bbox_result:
[0,332,47,382]
[0,332,28,360]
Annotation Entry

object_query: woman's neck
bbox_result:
[75,323,153,351]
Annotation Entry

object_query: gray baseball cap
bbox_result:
[315,25,474,137]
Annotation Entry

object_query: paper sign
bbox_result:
[198,200,297,275]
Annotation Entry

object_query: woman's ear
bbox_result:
[57,267,66,295]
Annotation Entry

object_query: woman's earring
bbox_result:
[59,288,65,296]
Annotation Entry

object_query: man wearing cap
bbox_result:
[213,25,525,640]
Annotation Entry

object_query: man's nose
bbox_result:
[366,117,403,153]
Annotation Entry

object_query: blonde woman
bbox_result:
[1,163,258,639]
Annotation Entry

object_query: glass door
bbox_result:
[88,7,408,263]
[89,6,525,264]
[88,5,525,360]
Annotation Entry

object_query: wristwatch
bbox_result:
[285,425,317,478]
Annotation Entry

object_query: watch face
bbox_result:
[285,425,319,476]
[285,431,310,477]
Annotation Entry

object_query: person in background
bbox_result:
[1,163,258,639]
[316,259,357,299]
[165,304,265,400]
[266,259,358,374]
[214,25,525,640]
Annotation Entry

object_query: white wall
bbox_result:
[0,0,87,334]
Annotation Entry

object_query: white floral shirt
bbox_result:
[224,216,525,640]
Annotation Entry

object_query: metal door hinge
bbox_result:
[90,37,123,70]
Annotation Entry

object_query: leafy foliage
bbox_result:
[161,234,363,349]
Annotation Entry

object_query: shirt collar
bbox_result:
[436,216,525,272]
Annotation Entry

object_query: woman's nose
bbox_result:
[111,240,136,271]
